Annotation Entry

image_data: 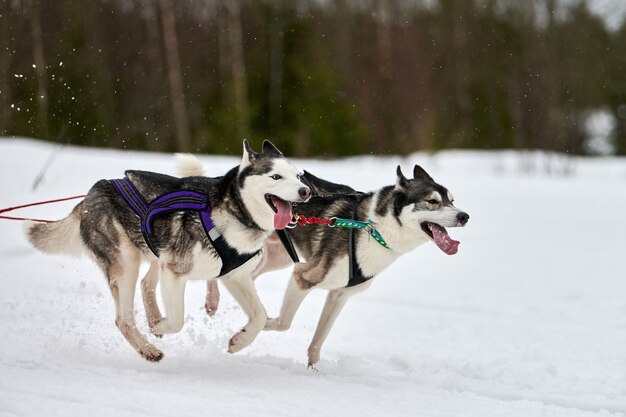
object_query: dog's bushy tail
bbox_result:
[24,202,83,256]
[175,153,205,177]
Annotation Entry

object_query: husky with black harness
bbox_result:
[25,140,311,361]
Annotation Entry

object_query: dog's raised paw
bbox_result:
[227,327,257,353]
[141,347,164,362]
[264,318,277,330]
[150,320,164,338]
[227,334,240,353]
[151,317,183,335]
[227,343,235,353]
[205,302,217,317]
[264,318,288,331]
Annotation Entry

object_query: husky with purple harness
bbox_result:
[25,140,311,361]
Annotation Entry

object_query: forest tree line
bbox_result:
[1,0,625,156]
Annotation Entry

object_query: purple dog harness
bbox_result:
[111,177,259,277]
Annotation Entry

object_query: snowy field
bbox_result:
[1,138,625,417]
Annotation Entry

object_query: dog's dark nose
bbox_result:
[457,212,469,226]
[298,187,311,200]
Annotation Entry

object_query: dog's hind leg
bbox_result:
[306,289,351,367]
[221,275,268,353]
[108,250,164,362]
[84,219,163,362]
[141,260,163,330]
[204,280,220,317]
[151,266,187,335]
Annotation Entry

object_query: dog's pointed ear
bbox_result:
[413,164,433,182]
[241,139,257,168]
[395,165,409,191]
[262,140,283,157]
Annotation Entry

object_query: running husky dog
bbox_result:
[271,166,468,366]
[25,140,311,361]
[191,161,469,367]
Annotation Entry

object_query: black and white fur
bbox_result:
[25,140,310,361]
[193,162,469,367]
[269,166,468,366]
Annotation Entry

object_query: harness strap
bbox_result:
[346,197,372,288]
[111,177,257,277]
[276,229,299,263]
[290,196,390,287]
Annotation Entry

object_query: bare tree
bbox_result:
[269,0,285,132]
[0,2,12,135]
[28,0,48,137]
[225,0,249,139]
[143,0,168,151]
[376,0,393,78]
[332,0,353,78]
[372,0,395,153]
[217,1,230,96]
[159,0,191,151]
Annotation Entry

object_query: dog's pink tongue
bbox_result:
[271,196,292,230]
[431,224,460,255]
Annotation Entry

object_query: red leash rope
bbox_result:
[295,214,334,227]
[0,195,86,223]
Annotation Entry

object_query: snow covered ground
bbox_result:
[1,138,625,417]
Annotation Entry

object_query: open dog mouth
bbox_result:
[421,222,460,255]
[265,194,293,230]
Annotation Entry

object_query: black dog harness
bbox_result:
[276,213,372,288]
[277,184,373,288]
[346,196,373,287]
[111,176,259,277]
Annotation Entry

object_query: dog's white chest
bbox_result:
[317,256,350,289]
[356,234,399,277]
[184,243,262,281]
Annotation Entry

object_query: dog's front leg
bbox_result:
[202,238,290,318]
[151,266,187,335]
[306,289,352,367]
[264,270,312,331]
[222,274,268,353]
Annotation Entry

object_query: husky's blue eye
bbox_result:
[271,174,282,180]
